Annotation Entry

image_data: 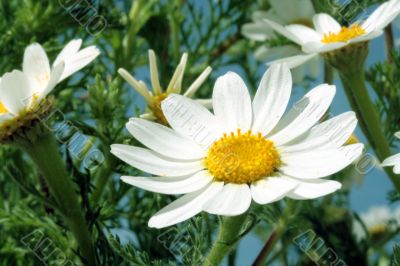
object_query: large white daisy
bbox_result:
[111,63,363,229]
[0,39,100,123]
[118,50,212,125]
[261,0,400,68]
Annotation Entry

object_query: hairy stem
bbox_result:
[202,213,248,266]
[19,127,96,265]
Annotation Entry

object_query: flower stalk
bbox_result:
[16,124,97,266]
[202,213,248,266]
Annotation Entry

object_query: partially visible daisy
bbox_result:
[354,205,400,240]
[0,39,100,124]
[381,132,400,173]
[111,63,363,228]
[261,0,400,67]
[118,50,212,125]
[241,0,320,82]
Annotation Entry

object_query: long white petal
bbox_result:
[268,84,336,146]
[313,13,341,34]
[110,144,204,176]
[302,41,347,53]
[203,184,252,216]
[286,179,342,199]
[362,0,400,32]
[41,61,65,98]
[281,112,357,153]
[381,153,400,167]
[148,182,223,228]
[267,53,319,69]
[285,24,321,45]
[121,170,213,195]
[252,64,292,136]
[58,45,100,82]
[213,72,253,132]
[53,39,82,67]
[23,43,51,95]
[0,70,33,114]
[126,118,205,160]
[262,19,304,45]
[251,176,298,204]
[280,144,364,179]
[161,94,223,150]
[118,68,154,106]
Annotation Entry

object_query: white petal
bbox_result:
[394,164,400,174]
[395,131,400,139]
[313,13,341,35]
[381,153,400,167]
[349,30,383,44]
[286,179,342,199]
[110,144,204,176]
[241,22,273,41]
[302,42,347,53]
[285,25,321,45]
[203,184,252,216]
[148,182,223,228]
[267,53,319,69]
[362,0,400,32]
[121,170,212,195]
[58,46,100,82]
[118,68,154,106]
[252,64,292,136]
[280,144,364,179]
[251,176,298,204]
[161,94,223,150]
[40,61,65,98]
[269,84,336,146]
[126,118,205,160]
[281,112,357,153]
[213,72,252,132]
[0,70,33,114]
[23,43,51,94]
[53,39,82,67]
[262,19,305,45]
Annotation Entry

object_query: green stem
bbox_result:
[202,213,248,266]
[18,127,97,266]
[338,69,400,192]
[91,149,116,204]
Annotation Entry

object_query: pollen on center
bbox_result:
[0,101,7,114]
[321,24,365,44]
[152,92,169,125]
[205,129,281,184]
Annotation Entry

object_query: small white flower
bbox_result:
[111,63,363,229]
[381,132,400,173]
[0,39,100,123]
[118,50,212,125]
[241,0,320,82]
[261,0,400,68]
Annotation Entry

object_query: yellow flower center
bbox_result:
[0,101,7,114]
[206,130,281,184]
[153,93,169,125]
[321,24,365,44]
[345,134,359,145]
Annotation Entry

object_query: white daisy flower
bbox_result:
[241,0,320,83]
[111,63,363,229]
[0,39,100,123]
[118,50,212,125]
[261,0,400,68]
[381,132,400,173]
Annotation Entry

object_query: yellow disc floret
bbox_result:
[321,24,365,44]
[153,93,169,125]
[206,129,281,184]
[0,102,7,114]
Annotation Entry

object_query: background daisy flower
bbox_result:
[118,50,212,125]
[261,0,400,68]
[111,63,363,228]
[241,0,321,83]
[0,39,100,124]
